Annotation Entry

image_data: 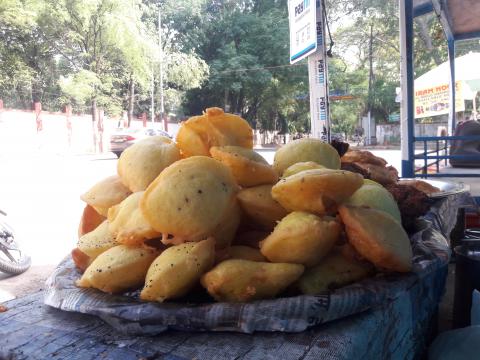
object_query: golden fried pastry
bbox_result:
[210,146,278,187]
[76,245,159,294]
[237,184,288,230]
[80,175,132,216]
[228,246,266,262]
[117,135,181,192]
[77,220,117,259]
[260,212,340,267]
[297,248,374,294]
[341,150,387,167]
[345,184,402,223]
[271,169,363,215]
[397,179,441,195]
[78,204,106,238]
[363,179,382,187]
[282,161,325,178]
[140,238,215,302]
[108,192,161,245]
[210,199,241,249]
[273,138,341,175]
[339,205,412,272]
[71,248,92,272]
[141,156,238,243]
[201,259,304,302]
[176,107,253,157]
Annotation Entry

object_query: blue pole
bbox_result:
[448,38,456,133]
[401,0,415,178]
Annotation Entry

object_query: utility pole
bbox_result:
[150,71,155,124]
[367,23,374,146]
[158,6,165,129]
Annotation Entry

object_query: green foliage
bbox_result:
[0,0,474,137]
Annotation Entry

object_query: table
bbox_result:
[0,195,466,360]
[0,286,437,360]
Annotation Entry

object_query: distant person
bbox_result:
[450,119,480,168]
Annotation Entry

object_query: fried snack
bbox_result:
[271,169,363,215]
[363,179,382,187]
[71,248,92,272]
[339,205,412,272]
[141,156,238,243]
[341,150,398,185]
[210,199,241,249]
[78,204,106,238]
[80,175,132,216]
[345,184,402,223]
[397,179,441,195]
[384,183,431,233]
[176,107,253,157]
[329,139,350,157]
[359,163,398,185]
[282,161,325,178]
[210,146,278,187]
[201,259,304,302]
[260,212,340,267]
[229,246,266,262]
[233,230,269,248]
[76,245,159,294]
[297,248,374,294]
[140,238,215,302]
[341,150,387,167]
[237,185,288,230]
[273,138,341,175]
[108,192,161,245]
[77,220,117,259]
[340,162,371,179]
[117,135,181,192]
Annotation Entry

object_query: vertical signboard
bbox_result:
[307,1,329,140]
[288,0,317,63]
[288,0,329,140]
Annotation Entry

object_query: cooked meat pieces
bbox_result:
[330,140,350,157]
[384,183,431,233]
[340,162,371,179]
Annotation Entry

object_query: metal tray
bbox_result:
[401,178,469,199]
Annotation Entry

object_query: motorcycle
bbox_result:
[0,210,31,275]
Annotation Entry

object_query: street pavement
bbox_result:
[0,147,402,302]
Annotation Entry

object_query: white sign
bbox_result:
[288,0,317,64]
[308,1,329,140]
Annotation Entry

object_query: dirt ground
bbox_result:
[0,265,56,303]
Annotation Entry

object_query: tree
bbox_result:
[181,0,310,135]
[0,0,63,110]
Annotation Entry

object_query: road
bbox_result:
[0,147,401,301]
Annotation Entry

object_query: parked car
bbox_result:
[110,127,172,157]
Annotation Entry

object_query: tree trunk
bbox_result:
[31,79,41,104]
[91,98,98,152]
[127,75,135,127]
[415,16,443,65]
[224,88,229,112]
[367,24,374,115]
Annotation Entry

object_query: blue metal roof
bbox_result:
[414,0,480,41]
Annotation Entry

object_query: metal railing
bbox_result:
[413,135,480,177]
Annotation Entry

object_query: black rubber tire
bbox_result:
[0,253,31,275]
